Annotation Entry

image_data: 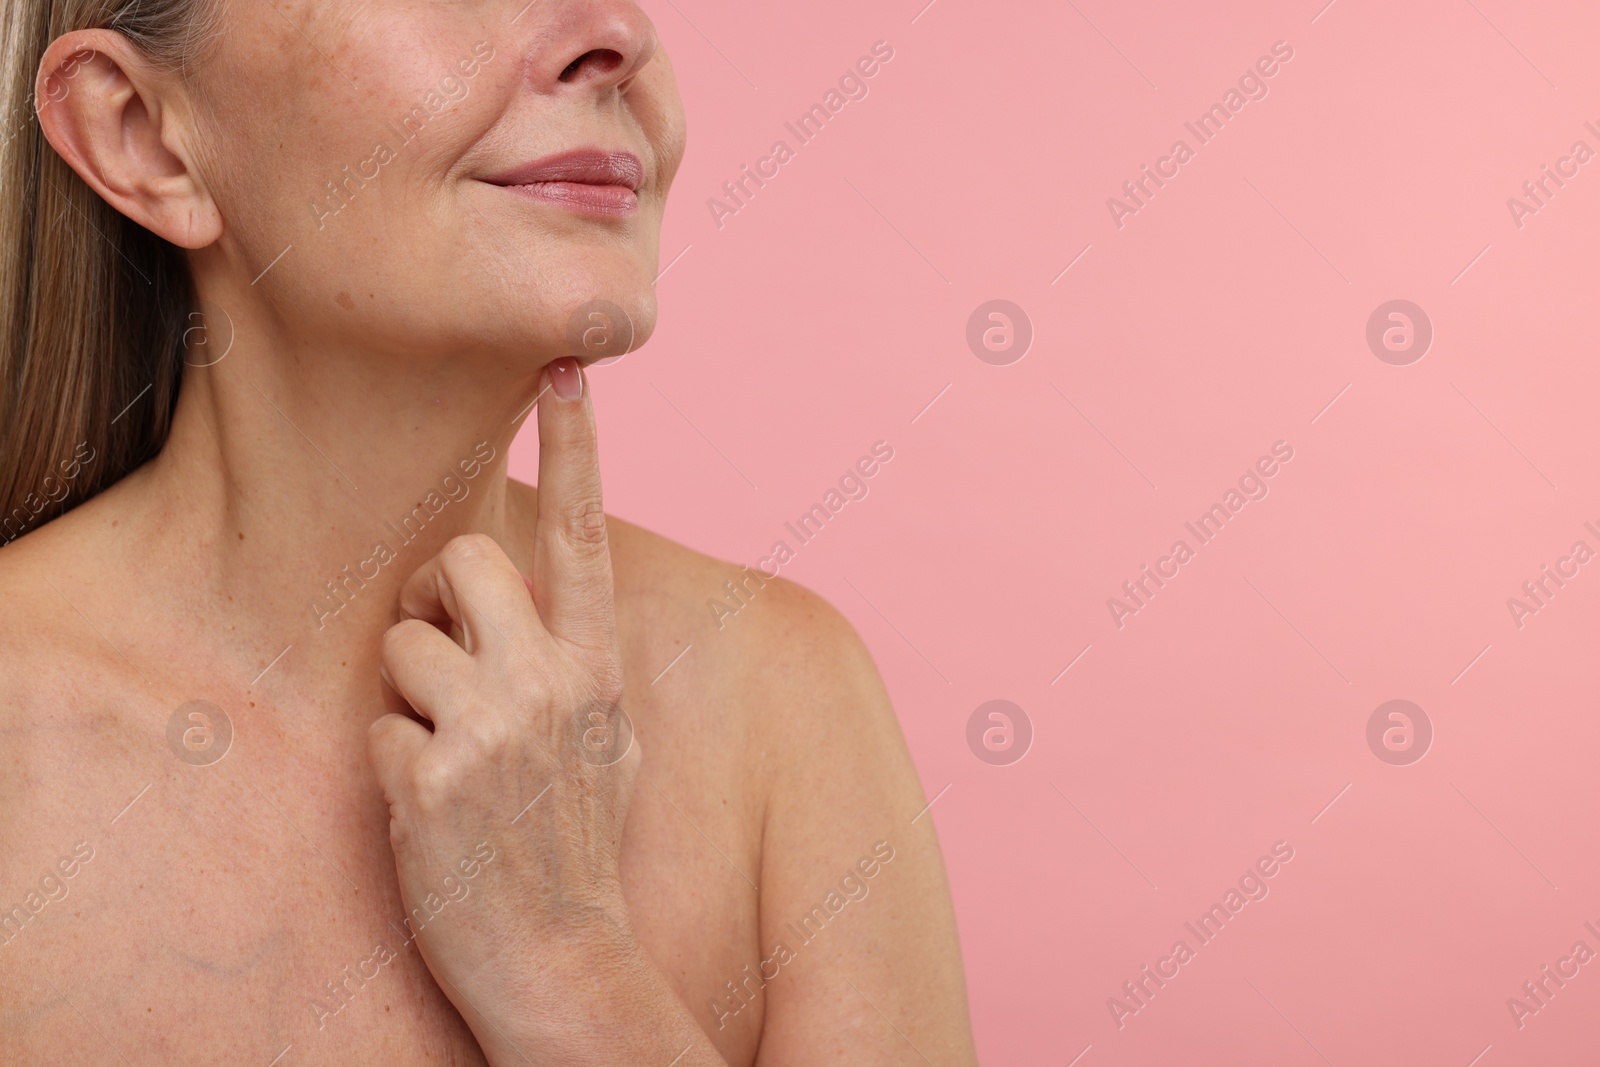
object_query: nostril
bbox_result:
[559,49,625,83]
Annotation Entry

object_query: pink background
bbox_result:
[509,2,1600,1063]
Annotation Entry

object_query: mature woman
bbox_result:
[0,0,978,1062]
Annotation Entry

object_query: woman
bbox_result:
[0,0,979,1062]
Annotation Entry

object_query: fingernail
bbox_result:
[378,663,394,690]
[548,357,583,401]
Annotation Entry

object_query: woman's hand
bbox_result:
[367,357,722,1066]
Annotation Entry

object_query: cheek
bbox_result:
[633,59,688,196]
[201,9,497,236]
[187,6,676,365]
[204,17,515,338]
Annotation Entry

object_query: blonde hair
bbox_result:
[0,0,217,543]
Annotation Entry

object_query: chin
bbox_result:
[536,258,660,361]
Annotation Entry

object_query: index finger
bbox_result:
[532,356,618,653]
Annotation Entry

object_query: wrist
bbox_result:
[472,917,667,1066]
[446,899,724,1067]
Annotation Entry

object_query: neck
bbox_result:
[120,325,548,692]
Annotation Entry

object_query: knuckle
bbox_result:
[408,759,459,814]
[560,496,609,552]
[441,532,502,568]
[462,714,512,758]
[507,659,552,706]
[381,618,431,663]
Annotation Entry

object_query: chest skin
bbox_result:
[0,588,765,1066]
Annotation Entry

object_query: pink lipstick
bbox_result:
[482,149,643,216]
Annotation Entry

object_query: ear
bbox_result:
[34,29,221,250]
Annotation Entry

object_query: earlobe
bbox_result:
[34,29,221,250]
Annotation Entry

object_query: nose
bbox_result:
[520,0,659,95]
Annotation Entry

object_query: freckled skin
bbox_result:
[7,0,979,1063]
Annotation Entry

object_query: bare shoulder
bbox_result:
[595,519,979,1062]
[0,525,102,714]
[602,509,888,720]
[0,518,149,884]
[598,507,926,848]
[595,503,916,822]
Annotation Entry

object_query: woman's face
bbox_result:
[189,0,684,374]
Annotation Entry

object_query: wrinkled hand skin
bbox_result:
[366,358,720,1066]
[372,533,640,1001]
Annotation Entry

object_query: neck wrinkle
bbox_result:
[123,333,543,693]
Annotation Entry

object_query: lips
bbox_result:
[482,149,644,216]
